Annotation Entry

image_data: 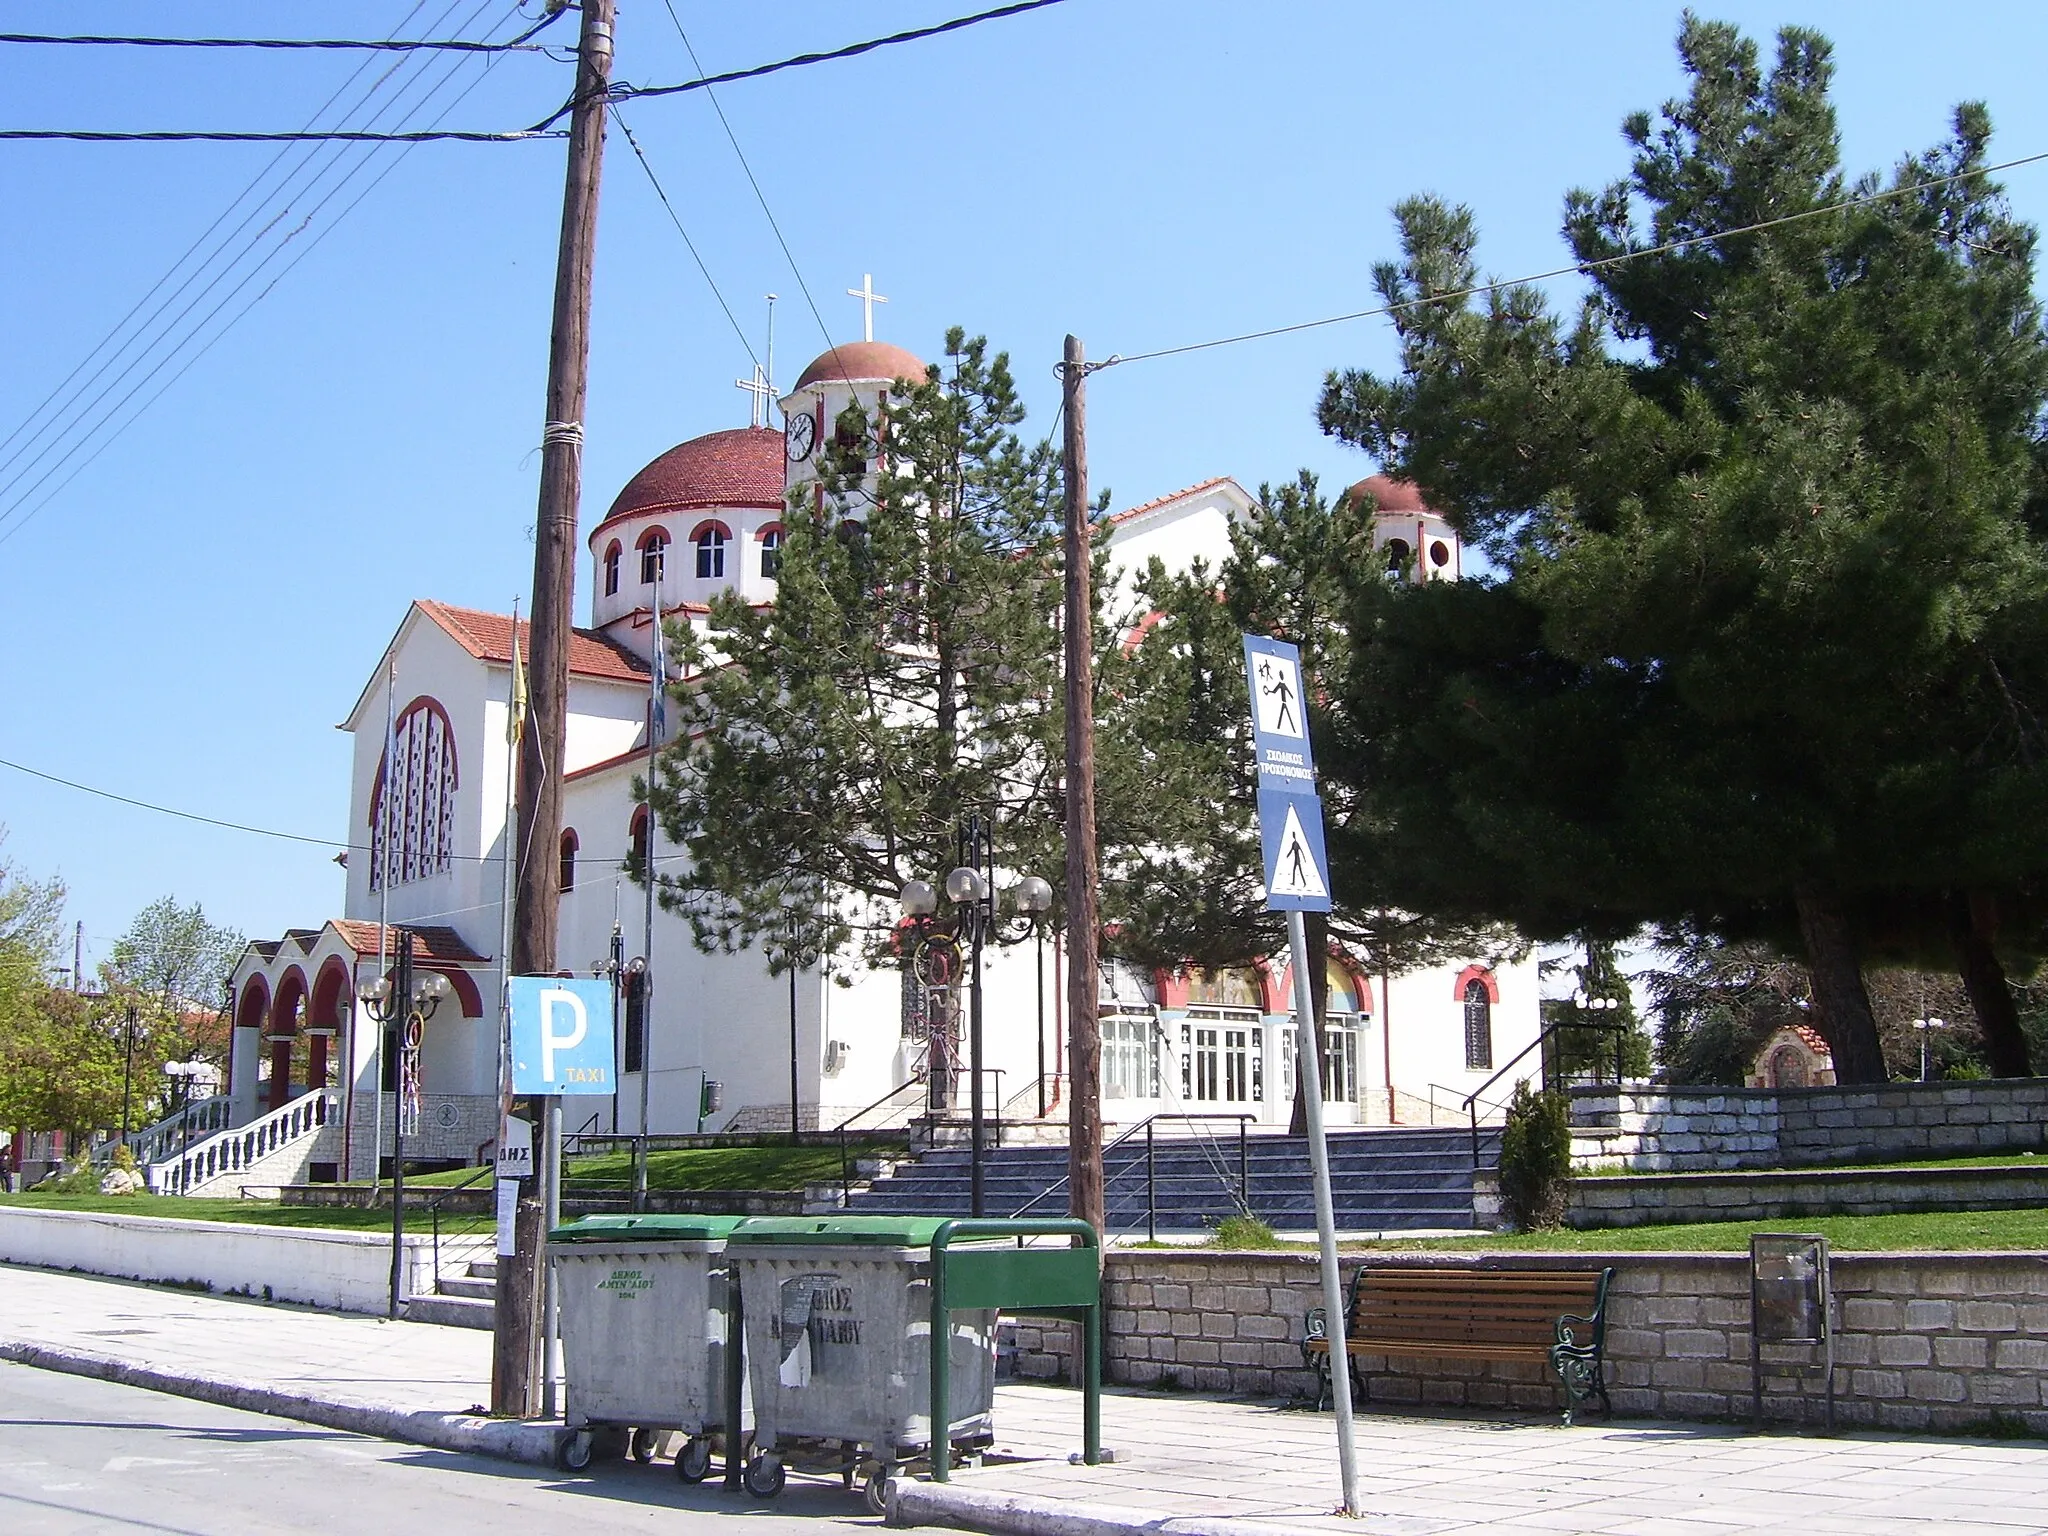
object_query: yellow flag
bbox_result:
[508,623,529,745]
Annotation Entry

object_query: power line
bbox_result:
[0,126,560,142]
[0,31,547,52]
[608,105,759,370]
[0,753,354,852]
[0,0,531,547]
[1104,147,2048,369]
[611,0,1066,111]
[660,2,838,373]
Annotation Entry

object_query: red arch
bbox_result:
[635,524,671,551]
[366,694,461,830]
[423,965,484,1019]
[753,521,783,543]
[1453,964,1500,1004]
[688,518,732,544]
[236,974,271,1033]
[602,539,622,595]
[309,957,352,1032]
[267,966,309,1111]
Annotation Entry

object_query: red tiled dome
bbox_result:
[792,340,928,391]
[1345,473,1430,513]
[598,426,783,535]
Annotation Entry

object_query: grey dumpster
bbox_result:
[549,1212,745,1480]
[725,1215,998,1510]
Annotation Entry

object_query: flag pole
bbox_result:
[635,577,662,1202]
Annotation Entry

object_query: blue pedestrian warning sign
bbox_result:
[1258,786,1332,912]
[1242,634,1316,794]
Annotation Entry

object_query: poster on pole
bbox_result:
[509,977,617,1095]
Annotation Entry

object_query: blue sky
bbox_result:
[4,0,2047,973]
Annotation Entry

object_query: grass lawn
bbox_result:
[1343,1206,2048,1252]
[0,1191,493,1238]
[402,1137,904,1193]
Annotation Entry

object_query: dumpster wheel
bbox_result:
[630,1429,660,1464]
[555,1430,594,1473]
[862,1462,895,1517]
[744,1452,786,1498]
[675,1437,714,1483]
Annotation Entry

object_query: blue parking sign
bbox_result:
[510,976,616,1095]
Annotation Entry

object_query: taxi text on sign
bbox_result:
[509,976,616,1095]
[1242,634,1333,914]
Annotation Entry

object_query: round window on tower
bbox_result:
[1430,540,1451,568]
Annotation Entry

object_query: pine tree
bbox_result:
[1317,17,2048,1081]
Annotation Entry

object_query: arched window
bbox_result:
[629,805,650,873]
[638,529,667,584]
[602,541,621,597]
[759,524,783,579]
[1383,537,1411,576]
[558,829,578,892]
[1463,979,1493,1071]
[368,697,458,889]
[692,521,729,580]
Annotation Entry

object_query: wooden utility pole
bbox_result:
[1060,335,1104,1236]
[496,0,615,1420]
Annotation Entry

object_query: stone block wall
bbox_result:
[1568,1164,2048,1229]
[1572,1079,2048,1173]
[1007,1248,2048,1433]
[345,1092,500,1167]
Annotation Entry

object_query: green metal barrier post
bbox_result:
[928,1217,1101,1482]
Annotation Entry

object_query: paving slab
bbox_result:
[5,1262,2048,1536]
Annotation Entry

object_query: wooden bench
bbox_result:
[1302,1266,1614,1424]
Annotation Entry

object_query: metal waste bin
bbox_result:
[725,1215,999,1510]
[549,1212,745,1480]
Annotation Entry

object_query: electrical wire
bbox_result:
[659,2,838,373]
[0,31,547,52]
[611,0,1067,110]
[1103,146,2048,369]
[0,2,532,547]
[0,0,439,478]
[608,104,760,370]
[0,126,560,142]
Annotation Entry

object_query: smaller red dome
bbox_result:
[597,426,782,539]
[793,340,928,391]
[1345,473,1430,513]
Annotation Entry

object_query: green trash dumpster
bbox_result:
[725,1214,1101,1512]
[548,1213,746,1480]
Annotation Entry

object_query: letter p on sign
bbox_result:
[510,976,616,1095]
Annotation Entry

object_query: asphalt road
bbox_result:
[0,1362,880,1535]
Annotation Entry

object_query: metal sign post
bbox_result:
[1242,634,1359,1518]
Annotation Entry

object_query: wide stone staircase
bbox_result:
[842,1124,1499,1234]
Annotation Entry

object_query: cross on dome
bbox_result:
[847,272,888,342]
[735,364,773,428]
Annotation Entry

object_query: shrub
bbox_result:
[1498,1082,1573,1230]
[1210,1213,1278,1249]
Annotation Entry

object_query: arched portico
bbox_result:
[268,967,309,1111]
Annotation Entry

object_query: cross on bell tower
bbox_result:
[847,272,888,342]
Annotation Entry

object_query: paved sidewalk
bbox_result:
[5,1263,2047,1536]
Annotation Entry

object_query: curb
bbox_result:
[888,1480,1328,1536]
[0,1340,562,1467]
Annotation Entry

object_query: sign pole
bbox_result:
[1242,631,1357,1519]
[541,1094,562,1419]
[1287,908,1360,1516]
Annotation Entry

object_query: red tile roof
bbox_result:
[1344,473,1430,513]
[417,600,649,684]
[1107,476,1235,527]
[598,426,784,533]
[330,920,489,966]
[793,340,928,391]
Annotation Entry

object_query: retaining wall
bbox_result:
[1006,1247,2048,1432]
[1571,1079,2048,1173]
[0,1205,437,1314]
[1567,1163,2048,1229]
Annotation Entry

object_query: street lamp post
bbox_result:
[356,929,451,1319]
[900,818,1052,1218]
[120,1003,138,1144]
[1912,1016,1948,1083]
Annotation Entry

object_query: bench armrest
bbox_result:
[1553,1312,1599,1355]
[1303,1307,1327,1341]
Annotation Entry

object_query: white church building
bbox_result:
[191,335,1538,1190]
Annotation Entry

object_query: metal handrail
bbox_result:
[1462,1020,1629,1169]
[1009,1111,1257,1238]
[424,1162,494,1291]
[832,1071,930,1203]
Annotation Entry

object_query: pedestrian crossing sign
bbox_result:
[1258,785,1332,912]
